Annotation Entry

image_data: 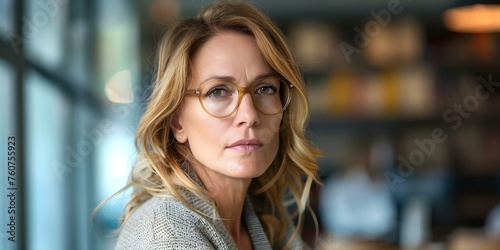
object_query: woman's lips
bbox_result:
[227,139,263,151]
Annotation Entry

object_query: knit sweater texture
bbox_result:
[115,188,307,249]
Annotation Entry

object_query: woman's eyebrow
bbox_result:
[200,72,276,85]
[199,75,235,85]
[253,72,276,81]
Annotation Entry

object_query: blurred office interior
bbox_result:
[1,0,499,249]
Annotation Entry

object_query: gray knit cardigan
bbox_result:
[115,189,308,250]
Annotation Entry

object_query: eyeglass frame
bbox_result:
[184,75,295,118]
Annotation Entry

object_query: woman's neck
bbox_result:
[193,166,252,246]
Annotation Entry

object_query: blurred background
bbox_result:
[1,0,499,249]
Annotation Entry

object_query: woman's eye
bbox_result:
[207,86,229,98]
[256,85,276,95]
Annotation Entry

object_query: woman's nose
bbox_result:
[234,93,260,127]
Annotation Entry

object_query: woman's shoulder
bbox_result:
[115,196,215,249]
[130,196,192,220]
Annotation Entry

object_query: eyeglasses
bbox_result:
[185,76,294,118]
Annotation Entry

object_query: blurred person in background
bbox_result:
[110,1,321,249]
[319,138,397,242]
[486,203,500,237]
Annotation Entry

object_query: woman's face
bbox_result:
[174,31,282,181]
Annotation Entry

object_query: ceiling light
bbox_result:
[443,4,500,33]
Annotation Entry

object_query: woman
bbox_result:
[115,1,321,249]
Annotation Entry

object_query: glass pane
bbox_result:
[0,60,17,250]
[25,71,71,250]
[97,0,140,100]
[25,0,69,69]
[96,125,134,203]
[70,104,99,250]
[92,123,134,247]
[63,18,89,86]
[0,59,15,145]
[0,0,14,37]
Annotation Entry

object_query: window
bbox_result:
[25,71,71,250]
[0,0,14,37]
[25,0,69,70]
[1,0,139,249]
[0,59,15,250]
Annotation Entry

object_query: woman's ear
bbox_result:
[170,110,187,143]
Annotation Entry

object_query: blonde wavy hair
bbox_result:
[119,0,321,247]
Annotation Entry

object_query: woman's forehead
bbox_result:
[189,32,271,87]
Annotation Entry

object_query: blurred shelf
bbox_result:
[308,116,500,131]
[302,63,500,80]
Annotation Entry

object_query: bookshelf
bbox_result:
[296,26,500,242]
